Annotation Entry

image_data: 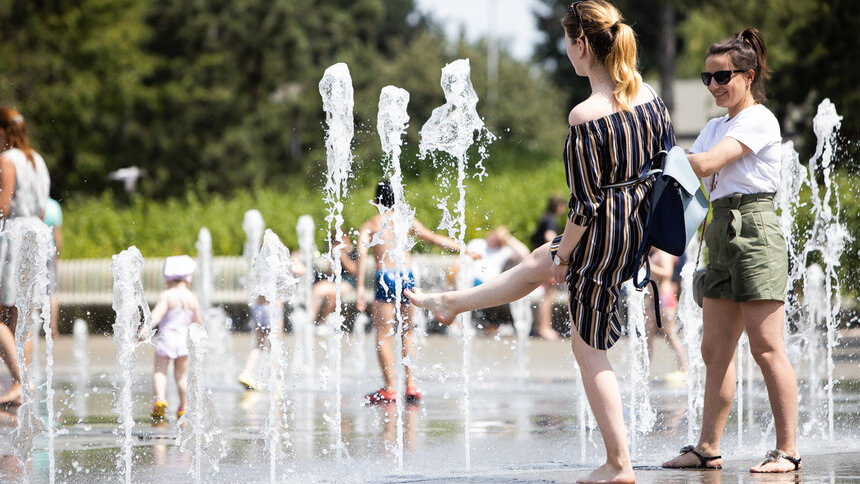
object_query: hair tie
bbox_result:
[611,20,622,31]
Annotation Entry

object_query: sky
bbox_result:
[413,0,548,62]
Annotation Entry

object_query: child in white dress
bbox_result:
[139,255,202,422]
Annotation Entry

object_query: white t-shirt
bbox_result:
[466,238,514,285]
[0,148,50,218]
[690,104,782,201]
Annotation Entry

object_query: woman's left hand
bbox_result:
[551,259,569,285]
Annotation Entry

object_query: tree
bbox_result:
[0,0,155,198]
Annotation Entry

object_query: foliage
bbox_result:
[0,0,155,197]
[1,0,568,202]
[63,150,569,258]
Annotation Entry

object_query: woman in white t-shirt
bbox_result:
[663,29,801,474]
[0,107,51,406]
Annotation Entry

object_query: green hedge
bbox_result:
[63,149,569,258]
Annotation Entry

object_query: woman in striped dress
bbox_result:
[406,1,674,482]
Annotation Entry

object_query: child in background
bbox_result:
[237,295,284,391]
[237,251,305,391]
[139,255,202,423]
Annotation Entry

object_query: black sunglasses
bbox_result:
[569,1,586,38]
[700,70,746,86]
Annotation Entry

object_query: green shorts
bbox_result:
[703,193,787,302]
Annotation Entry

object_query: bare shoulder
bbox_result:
[360,215,381,234]
[568,95,613,126]
[633,83,657,106]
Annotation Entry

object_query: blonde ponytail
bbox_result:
[605,23,641,111]
[561,0,642,112]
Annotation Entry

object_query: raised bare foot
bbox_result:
[576,462,635,483]
[662,445,722,469]
[404,289,457,326]
[749,450,802,473]
[0,382,22,407]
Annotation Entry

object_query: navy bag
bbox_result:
[604,146,709,327]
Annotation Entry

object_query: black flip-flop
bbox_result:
[664,445,722,470]
[751,449,802,473]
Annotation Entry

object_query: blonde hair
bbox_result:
[562,0,642,111]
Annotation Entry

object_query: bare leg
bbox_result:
[570,315,635,484]
[372,301,396,392]
[663,297,743,468]
[153,354,170,403]
[744,300,800,473]
[646,296,687,373]
[535,284,560,340]
[660,312,688,373]
[174,355,190,411]
[241,327,268,376]
[0,306,22,405]
[312,282,335,323]
[49,295,59,339]
[401,304,415,388]
[406,243,554,325]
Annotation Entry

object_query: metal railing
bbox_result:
[56,254,462,307]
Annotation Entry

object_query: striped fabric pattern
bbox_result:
[562,95,675,350]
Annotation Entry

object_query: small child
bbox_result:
[237,295,284,391]
[139,255,203,423]
[237,251,305,391]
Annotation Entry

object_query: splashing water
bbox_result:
[72,317,89,419]
[377,84,413,470]
[111,246,152,484]
[676,238,704,443]
[800,100,850,441]
[419,58,493,471]
[243,210,266,281]
[196,227,235,387]
[510,297,533,381]
[10,219,52,482]
[294,215,316,386]
[72,317,89,376]
[251,229,299,482]
[623,281,654,456]
[319,62,354,462]
[178,324,227,481]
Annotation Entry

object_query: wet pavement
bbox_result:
[1,330,859,483]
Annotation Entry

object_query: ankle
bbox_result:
[696,442,720,456]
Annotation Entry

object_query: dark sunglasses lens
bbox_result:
[713,71,732,84]
[700,73,710,85]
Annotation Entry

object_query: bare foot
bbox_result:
[662,445,722,469]
[576,463,635,484]
[404,289,458,326]
[749,450,802,473]
[0,383,22,407]
[536,327,560,340]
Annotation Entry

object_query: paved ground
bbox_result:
[1,330,859,483]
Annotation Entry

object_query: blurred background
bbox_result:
[0,0,856,277]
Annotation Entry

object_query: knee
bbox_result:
[700,341,730,369]
[749,344,786,370]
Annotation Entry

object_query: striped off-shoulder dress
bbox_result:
[561,93,675,350]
